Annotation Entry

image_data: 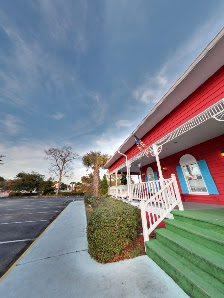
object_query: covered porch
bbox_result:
[107,98,224,241]
[108,98,224,200]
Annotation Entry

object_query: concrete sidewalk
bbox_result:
[0,201,188,298]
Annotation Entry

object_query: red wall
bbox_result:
[141,135,224,205]
[109,65,224,173]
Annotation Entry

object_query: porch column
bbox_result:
[107,174,111,195]
[115,170,118,198]
[138,163,142,183]
[152,143,164,179]
[127,161,132,201]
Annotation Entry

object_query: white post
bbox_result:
[171,174,184,211]
[152,143,163,179]
[127,161,131,201]
[140,200,149,243]
[108,174,111,195]
[115,170,118,198]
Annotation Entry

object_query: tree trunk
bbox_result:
[93,165,100,196]
[56,170,62,195]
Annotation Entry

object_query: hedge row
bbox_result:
[58,192,84,196]
[87,197,141,263]
[8,191,84,197]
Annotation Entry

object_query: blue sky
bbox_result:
[0,0,224,182]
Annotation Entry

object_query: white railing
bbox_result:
[131,180,161,201]
[108,174,183,243]
[108,185,128,199]
[140,174,183,242]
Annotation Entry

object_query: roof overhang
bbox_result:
[115,110,224,174]
[105,27,224,169]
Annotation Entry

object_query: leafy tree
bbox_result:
[45,146,79,195]
[39,179,54,195]
[81,173,94,194]
[0,176,5,189]
[60,182,67,190]
[82,151,109,196]
[100,175,108,195]
[9,172,45,192]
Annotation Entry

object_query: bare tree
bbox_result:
[45,147,79,195]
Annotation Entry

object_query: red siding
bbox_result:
[141,135,224,205]
[109,65,224,173]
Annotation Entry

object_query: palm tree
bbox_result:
[70,181,76,191]
[82,151,109,196]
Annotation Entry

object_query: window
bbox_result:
[180,154,207,194]
[147,167,155,181]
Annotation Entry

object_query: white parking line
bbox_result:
[0,239,35,244]
[0,220,48,225]
[1,222,22,224]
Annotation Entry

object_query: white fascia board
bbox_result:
[105,26,224,169]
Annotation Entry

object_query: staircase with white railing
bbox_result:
[139,174,183,242]
[108,174,184,242]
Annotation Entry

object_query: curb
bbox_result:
[0,202,71,283]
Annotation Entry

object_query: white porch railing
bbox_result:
[108,185,128,199]
[108,174,183,243]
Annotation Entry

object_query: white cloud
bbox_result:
[133,16,224,105]
[94,132,129,155]
[116,119,135,128]
[50,112,65,120]
[133,68,168,104]
[0,114,23,135]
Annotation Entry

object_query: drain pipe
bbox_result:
[118,151,131,200]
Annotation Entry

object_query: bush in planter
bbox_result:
[87,198,141,263]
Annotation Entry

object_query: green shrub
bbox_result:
[9,192,38,197]
[87,198,141,263]
[84,194,103,208]
[58,191,84,196]
[84,193,94,205]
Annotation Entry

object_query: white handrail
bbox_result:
[140,174,183,242]
[108,175,183,244]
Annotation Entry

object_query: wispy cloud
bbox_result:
[116,119,135,128]
[37,0,89,53]
[0,4,84,108]
[0,114,24,135]
[133,68,168,104]
[133,16,224,105]
[50,112,65,120]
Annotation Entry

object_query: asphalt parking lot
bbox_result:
[0,196,83,278]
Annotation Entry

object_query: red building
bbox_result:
[104,28,224,297]
[105,28,224,206]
